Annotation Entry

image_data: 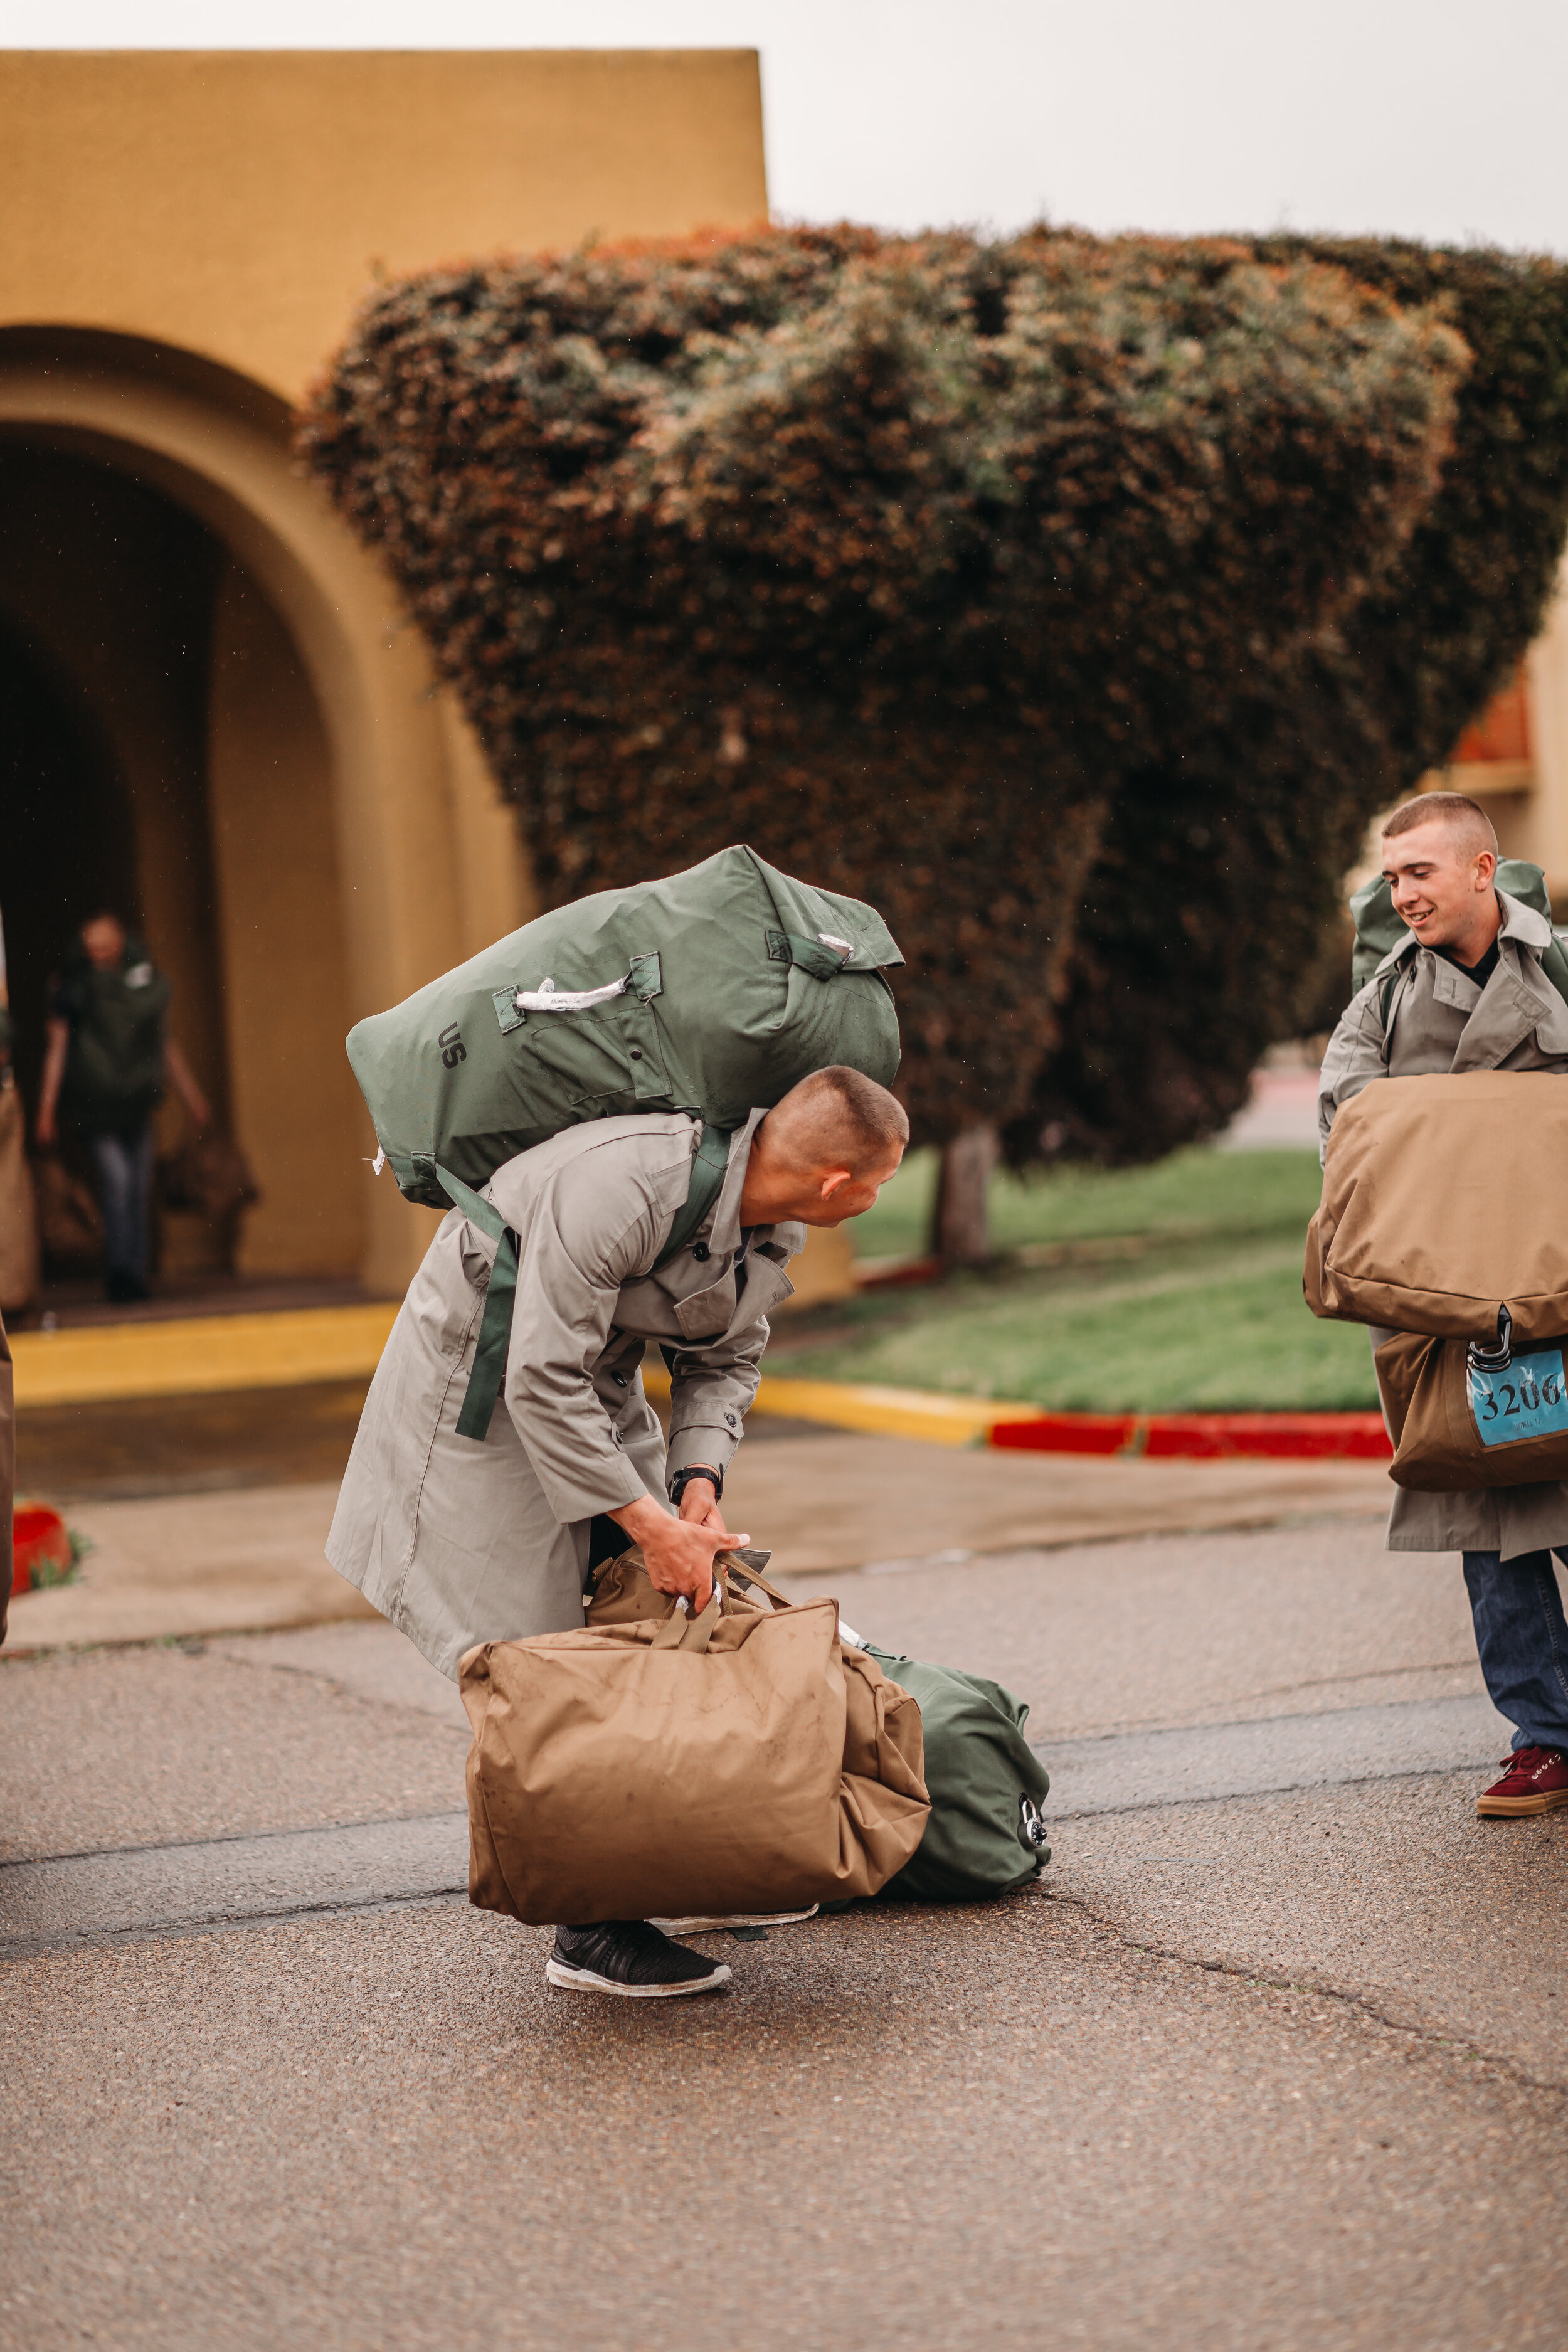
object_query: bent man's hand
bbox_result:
[677,1471,731,1539]
[607,1492,749,1616]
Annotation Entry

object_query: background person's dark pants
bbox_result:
[88,1126,154,1300]
[1463,1549,1568,1752]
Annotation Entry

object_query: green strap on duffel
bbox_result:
[420,1160,519,1443]
[765,928,854,982]
[652,1121,731,1269]
[423,1123,733,1444]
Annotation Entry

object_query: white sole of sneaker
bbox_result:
[544,1957,733,1999]
[650,1906,820,1934]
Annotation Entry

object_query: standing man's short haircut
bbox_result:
[774,1066,910,1172]
[1382,792,1498,855]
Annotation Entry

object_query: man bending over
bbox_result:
[329,1066,909,1996]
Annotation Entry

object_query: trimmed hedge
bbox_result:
[1019,237,1568,1164]
[300,226,1460,1143]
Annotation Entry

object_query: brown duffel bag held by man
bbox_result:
[462,1548,930,1933]
[1315,790,1568,1821]
[1307,1066,1568,1345]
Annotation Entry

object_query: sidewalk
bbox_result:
[6,1296,1396,1653]
[6,1423,1393,1653]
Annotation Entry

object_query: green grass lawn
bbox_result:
[778,1144,1379,1412]
[850,1142,1328,1259]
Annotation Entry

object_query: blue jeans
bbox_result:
[1463,1550,1568,1752]
[88,1125,154,1290]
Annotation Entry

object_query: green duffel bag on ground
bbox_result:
[347,844,903,1210]
[859,1643,1052,1900]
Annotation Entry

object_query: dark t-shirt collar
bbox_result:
[1436,938,1500,989]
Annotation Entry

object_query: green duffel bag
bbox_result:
[860,1643,1051,1900]
[346,844,903,1441]
[347,844,902,1210]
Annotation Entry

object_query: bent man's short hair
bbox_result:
[1381,790,1497,856]
[771,1066,909,1173]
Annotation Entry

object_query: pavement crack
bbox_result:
[0,1807,467,1872]
[1041,1758,1497,1821]
[1036,1883,1568,2101]
[0,1884,469,1960]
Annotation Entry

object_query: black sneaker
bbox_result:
[546,1920,734,2000]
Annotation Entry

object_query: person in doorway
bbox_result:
[35,912,210,1304]
[1320,790,1568,1819]
[329,1065,908,1998]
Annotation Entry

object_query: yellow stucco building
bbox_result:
[0,50,767,1296]
[1421,612,1568,899]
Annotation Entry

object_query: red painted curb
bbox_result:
[990,1410,1391,1463]
[11,1502,72,1596]
[989,1411,1137,1456]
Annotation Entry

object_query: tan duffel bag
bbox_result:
[459,1548,930,1927]
[1306,1069,1568,1344]
[1375,1318,1568,1490]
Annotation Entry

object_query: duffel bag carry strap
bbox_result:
[652,1121,731,1270]
[719,1552,795,1612]
[649,1547,787,1653]
[766,929,854,982]
[425,1121,733,1443]
[420,1159,519,1443]
[650,1591,721,1652]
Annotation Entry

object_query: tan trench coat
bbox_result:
[327,1108,802,1679]
[1318,888,1568,1557]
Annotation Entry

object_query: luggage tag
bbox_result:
[1466,1312,1568,1448]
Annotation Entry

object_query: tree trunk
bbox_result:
[931,1123,999,1268]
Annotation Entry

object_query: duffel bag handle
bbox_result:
[719,1551,795,1612]
[645,1549,793,1652]
[649,1581,723,1652]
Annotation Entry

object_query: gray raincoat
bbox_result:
[327,1108,800,1677]
[1318,887,1568,1557]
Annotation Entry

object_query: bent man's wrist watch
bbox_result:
[669,1463,724,1507]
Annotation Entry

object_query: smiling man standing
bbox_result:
[1320,790,1568,1821]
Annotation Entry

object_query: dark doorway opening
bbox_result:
[0,628,141,1125]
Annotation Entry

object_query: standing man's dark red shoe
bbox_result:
[1476,1747,1568,1817]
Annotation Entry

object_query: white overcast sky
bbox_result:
[4,1,1565,255]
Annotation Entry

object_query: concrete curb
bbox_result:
[638,1363,1041,1446]
[11,1303,400,1407]
[9,1302,1389,1464]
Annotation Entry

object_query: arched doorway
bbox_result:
[0,438,355,1283]
[0,329,533,1296]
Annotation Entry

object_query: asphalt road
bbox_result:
[3,1515,1565,2350]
